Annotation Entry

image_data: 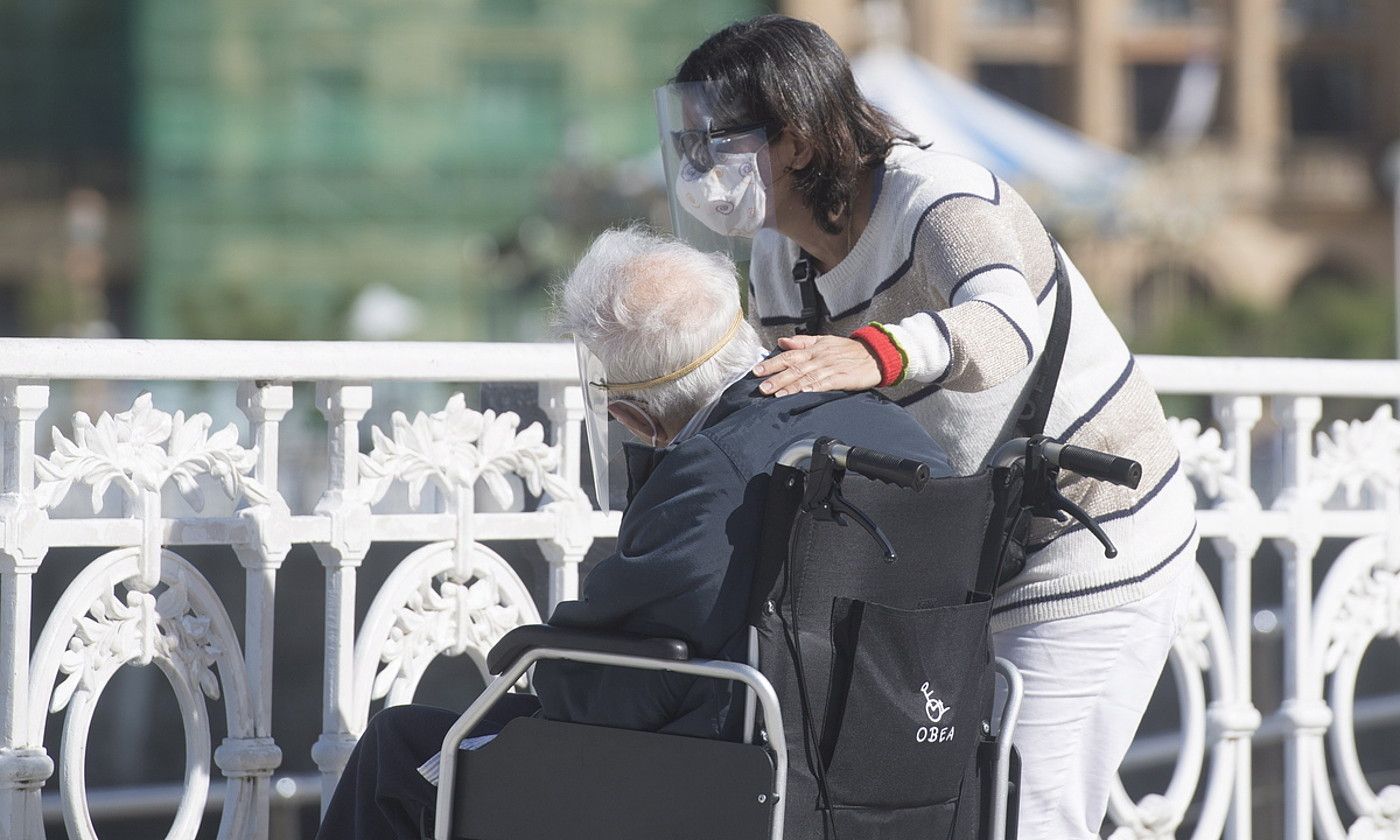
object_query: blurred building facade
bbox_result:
[135,0,763,340]
[0,0,760,341]
[4,0,1397,347]
[785,0,1400,344]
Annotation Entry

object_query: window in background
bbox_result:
[0,0,135,182]
[478,0,541,22]
[299,67,370,167]
[1131,63,1188,145]
[974,0,1037,22]
[466,59,565,166]
[975,63,1062,121]
[1131,0,1199,21]
[1287,59,1366,137]
[1285,0,1357,27]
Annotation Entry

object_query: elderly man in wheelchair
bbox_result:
[315,226,1141,840]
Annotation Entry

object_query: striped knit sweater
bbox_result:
[748,143,1197,632]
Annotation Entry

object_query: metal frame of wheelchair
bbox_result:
[432,433,1140,840]
[432,647,1023,840]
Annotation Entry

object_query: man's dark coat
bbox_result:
[533,371,950,740]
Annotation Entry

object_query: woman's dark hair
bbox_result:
[674,14,915,235]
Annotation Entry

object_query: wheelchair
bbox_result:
[430,433,1141,840]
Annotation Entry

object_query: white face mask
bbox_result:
[675,152,767,238]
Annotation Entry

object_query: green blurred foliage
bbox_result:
[1133,274,1396,422]
[136,0,762,341]
[1133,277,1395,360]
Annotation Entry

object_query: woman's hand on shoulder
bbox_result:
[752,335,881,397]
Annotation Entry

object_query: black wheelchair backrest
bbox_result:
[749,459,1017,840]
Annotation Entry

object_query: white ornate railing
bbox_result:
[0,340,1396,840]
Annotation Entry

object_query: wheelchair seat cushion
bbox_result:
[451,716,775,840]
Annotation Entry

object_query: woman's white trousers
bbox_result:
[993,566,1191,840]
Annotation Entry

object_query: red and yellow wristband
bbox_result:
[850,323,907,388]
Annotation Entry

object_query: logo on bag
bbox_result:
[921,682,951,722]
[916,682,955,744]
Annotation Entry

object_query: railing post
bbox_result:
[537,505,593,612]
[0,380,52,839]
[1212,395,1264,840]
[1272,395,1328,840]
[311,383,374,810]
[539,383,584,491]
[538,383,591,610]
[224,382,295,835]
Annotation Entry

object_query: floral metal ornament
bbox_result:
[32,393,274,593]
[1166,417,1258,509]
[1309,405,1400,509]
[35,392,270,514]
[358,394,577,510]
[51,574,222,715]
[350,542,541,727]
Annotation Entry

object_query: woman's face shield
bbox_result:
[655,82,775,261]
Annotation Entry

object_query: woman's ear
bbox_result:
[787,131,815,173]
[770,130,814,177]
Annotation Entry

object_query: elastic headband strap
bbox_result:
[602,310,744,392]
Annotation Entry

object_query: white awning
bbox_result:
[851,47,1140,219]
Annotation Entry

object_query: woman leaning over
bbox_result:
[662,15,1198,840]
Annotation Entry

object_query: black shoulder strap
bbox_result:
[1012,239,1072,439]
[792,251,826,336]
[979,241,1070,596]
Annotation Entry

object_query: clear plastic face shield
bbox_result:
[574,339,622,511]
[576,340,663,512]
[571,308,745,511]
[655,81,774,261]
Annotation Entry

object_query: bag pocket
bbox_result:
[819,594,993,809]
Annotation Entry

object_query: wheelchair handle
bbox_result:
[991,438,1142,490]
[1042,441,1141,489]
[776,438,930,491]
[835,444,930,490]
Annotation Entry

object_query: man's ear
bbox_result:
[607,400,657,443]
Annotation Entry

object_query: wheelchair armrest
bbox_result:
[486,624,691,675]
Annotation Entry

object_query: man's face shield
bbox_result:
[571,308,746,511]
[655,82,774,261]
[575,339,621,512]
[576,340,665,512]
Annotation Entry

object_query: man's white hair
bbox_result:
[557,226,766,427]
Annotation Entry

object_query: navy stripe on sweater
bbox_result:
[1035,260,1059,304]
[948,263,1023,304]
[972,299,1034,364]
[1023,457,1182,554]
[1057,356,1135,444]
[993,523,1196,617]
[827,174,1002,322]
[895,382,942,406]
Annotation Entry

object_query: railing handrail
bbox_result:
[0,338,1397,397]
[1138,355,1400,398]
[0,338,579,382]
[2,344,1398,840]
